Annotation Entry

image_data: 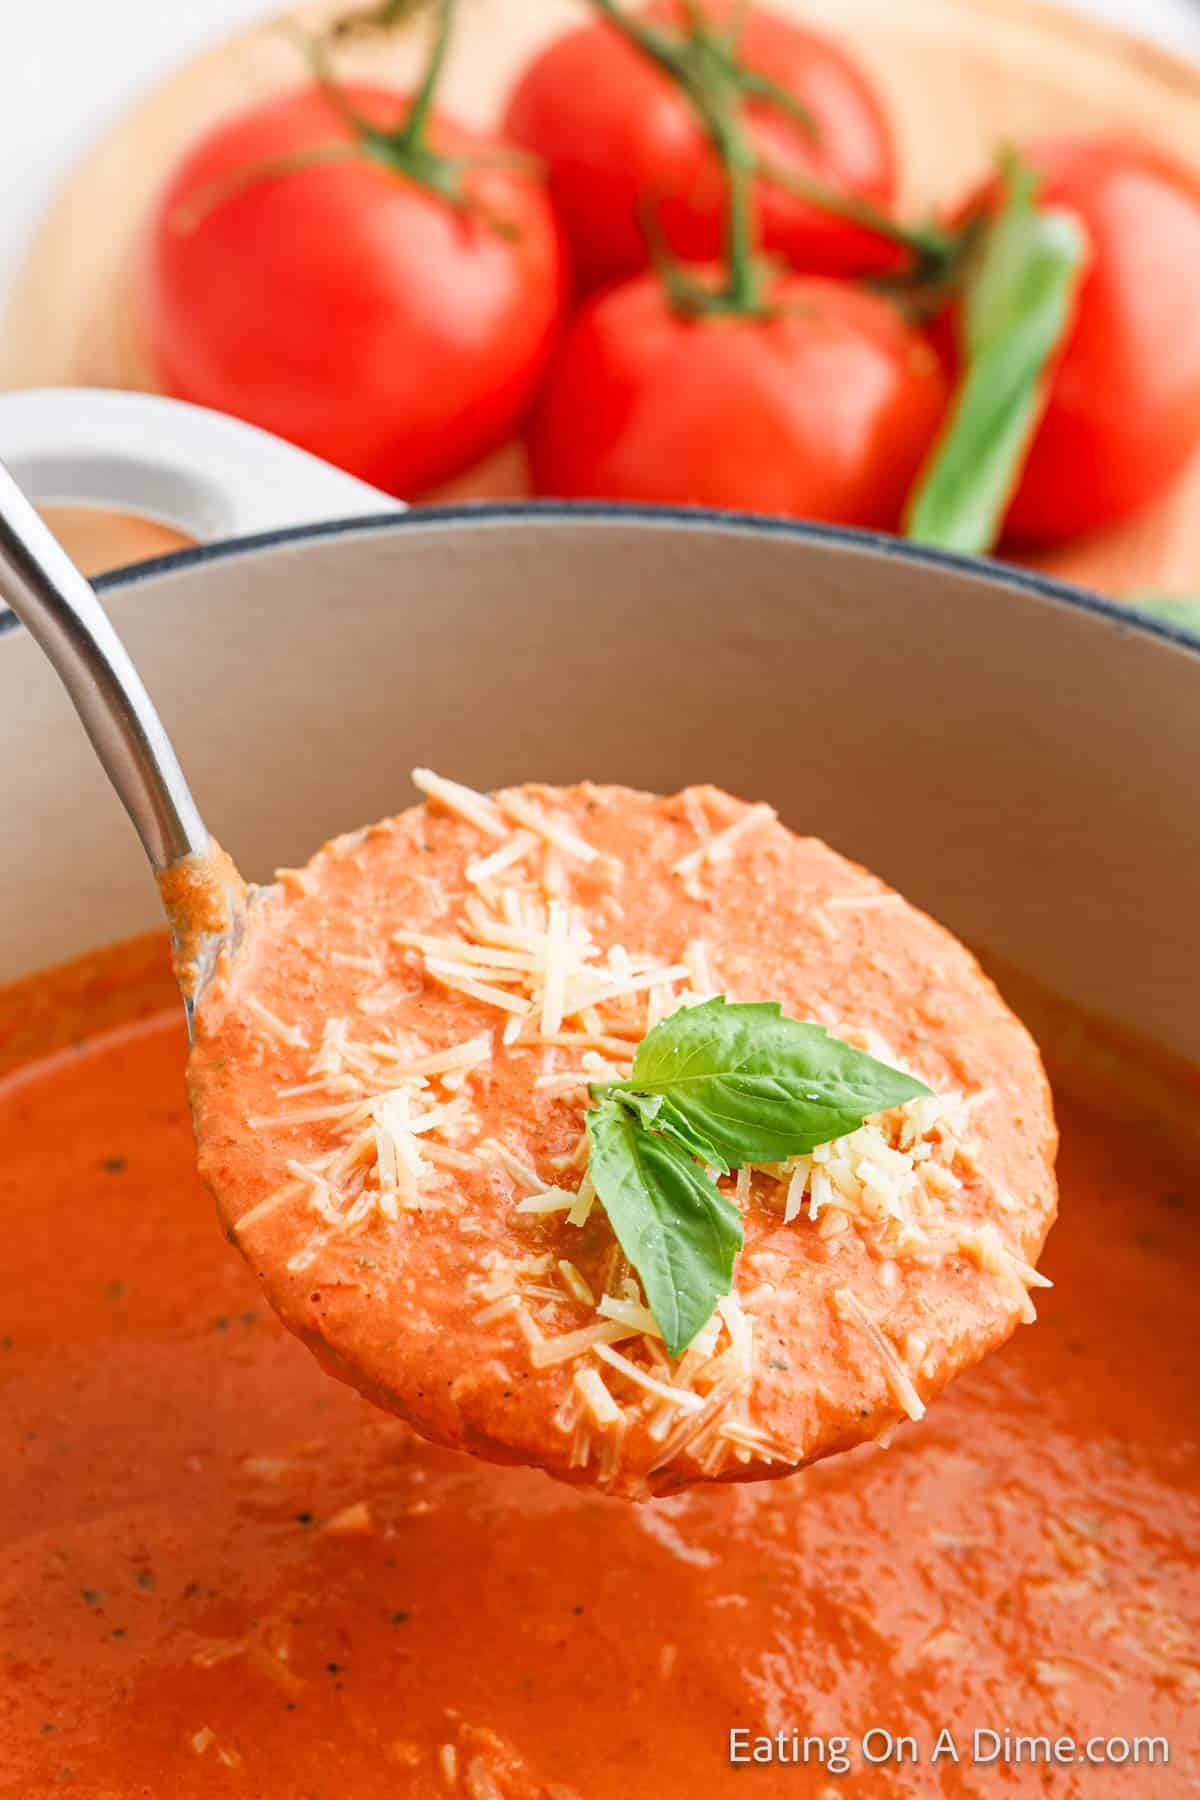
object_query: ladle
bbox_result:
[0,460,245,1028]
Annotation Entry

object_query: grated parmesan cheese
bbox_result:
[244,994,308,1049]
[495,789,598,863]
[597,1293,662,1338]
[592,1342,706,1411]
[671,802,775,879]
[540,901,570,1037]
[478,1138,543,1193]
[425,961,531,1016]
[515,1187,578,1216]
[412,767,505,837]
[824,892,903,911]
[833,1287,925,1421]
[557,1258,595,1304]
[530,1319,635,1368]
[574,1366,622,1428]
[465,829,539,885]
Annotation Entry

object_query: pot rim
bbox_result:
[3,499,1197,659]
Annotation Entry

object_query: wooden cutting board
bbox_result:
[5,0,1200,594]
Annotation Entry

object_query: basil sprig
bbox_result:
[905,153,1087,556]
[586,1097,744,1363]
[583,998,931,1357]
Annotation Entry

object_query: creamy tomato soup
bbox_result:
[186,780,1056,1495]
[1,937,1196,1797]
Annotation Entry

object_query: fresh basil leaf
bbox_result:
[609,996,930,1171]
[905,155,1086,555]
[586,1095,742,1358]
[604,1086,725,1170]
[1129,593,1200,635]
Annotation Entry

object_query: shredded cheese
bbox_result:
[592,1343,706,1411]
[540,901,571,1037]
[671,801,775,879]
[514,1187,578,1216]
[244,995,308,1049]
[412,767,505,837]
[573,1366,623,1428]
[597,1293,663,1338]
[465,829,539,885]
[825,892,903,911]
[495,789,598,863]
[530,1319,634,1368]
[425,961,532,1016]
[833,1287,926,1421]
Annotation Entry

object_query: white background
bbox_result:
[3,0,1200,306]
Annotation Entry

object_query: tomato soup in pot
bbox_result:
[1,930,1196,1797]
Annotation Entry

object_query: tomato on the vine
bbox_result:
[504,2,899,291]
[956,140,1200,544]
[139,83,568,496]
[528,272,948,527]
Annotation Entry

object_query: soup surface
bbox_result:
[1,939,1197,1798]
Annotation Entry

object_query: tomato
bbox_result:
[139,84,568,496]
[504,3,898,291]
[970,141,1200,543]
[528,272,948,527]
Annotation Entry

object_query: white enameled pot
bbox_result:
[0,389,1196,1061]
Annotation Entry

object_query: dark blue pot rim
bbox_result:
[2,500,1197,657]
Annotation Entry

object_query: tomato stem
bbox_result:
[328,0,433,39]
[712,111,764,310]
[588,0,775,316]
[588,1,969,311]
[304,0,521,222]
[753,153,958,279]
[586,0,686,73]
[182,2,512,234]
[703,44,817,140]
[395,0,455,155]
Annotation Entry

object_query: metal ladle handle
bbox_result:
[0,458,210,871]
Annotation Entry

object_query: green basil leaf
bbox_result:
[905,155,1087,555]
[586,1096,742,1358]
[604,1087,725,1170]
[609,996,931,1171]
[1129,594,1200,634]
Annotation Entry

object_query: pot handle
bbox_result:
[0,388,401,541]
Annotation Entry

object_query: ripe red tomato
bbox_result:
[528,273,948,527]
[139,84,568,496]
[969,141,1200,543]
[504,3,898,291]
